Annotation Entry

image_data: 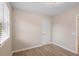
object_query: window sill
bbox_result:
[0,32,9,47]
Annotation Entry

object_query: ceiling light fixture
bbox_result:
[45,2,56,5]
[44,2,61,7]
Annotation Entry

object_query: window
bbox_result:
[0,21,3,35]
[3,3,10,36]
[0,2,3,38]
[0,2,10,45]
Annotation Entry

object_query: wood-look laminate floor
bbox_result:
[13,44,78,56]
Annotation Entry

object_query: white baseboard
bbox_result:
[12,42,52,53]
[52,42,77,54]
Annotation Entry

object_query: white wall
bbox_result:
[12,3,79,54]
[52,6,79,53]
[12,9,52,51]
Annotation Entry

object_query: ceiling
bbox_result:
[11,2,79,16]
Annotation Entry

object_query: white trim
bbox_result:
[76,15,79,54]
[52,42,77,54]
[12,42,52,53]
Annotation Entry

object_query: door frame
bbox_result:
[76,15,79,55]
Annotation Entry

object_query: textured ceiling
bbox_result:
[11,2,79,16]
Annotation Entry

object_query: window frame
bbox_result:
[0,2,10,47]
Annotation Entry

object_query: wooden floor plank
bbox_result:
[13,44,78,56]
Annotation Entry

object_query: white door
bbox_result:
[41,19,51,44]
